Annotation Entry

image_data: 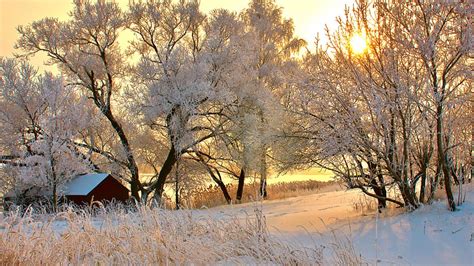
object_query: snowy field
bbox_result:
[1,184,472,264]
[196,184,473,265]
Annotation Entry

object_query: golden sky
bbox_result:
[0,0,354,61]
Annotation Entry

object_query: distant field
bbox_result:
[177,179,342,209]
[269,168,334,184]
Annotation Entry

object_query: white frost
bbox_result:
[63,173,109,196]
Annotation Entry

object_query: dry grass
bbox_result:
[0,205,325,265]
[329,233,365,265]
[0,202,365,265]
[352,193,378,214]
[183,180,340,209]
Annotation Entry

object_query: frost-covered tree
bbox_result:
[127,1,255,203]
[0,58,93,210]
[15,0,143,200]
[237,0,305,198]
[378,0,472,210]
[288,0,471,211]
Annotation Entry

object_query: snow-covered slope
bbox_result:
[345,200,474,265]
[201,184,474,265]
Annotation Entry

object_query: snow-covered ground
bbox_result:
[199,183,474,265]
[1,184,472,264]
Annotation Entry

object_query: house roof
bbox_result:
[63,173,110,196]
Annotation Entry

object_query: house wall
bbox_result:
[66,195,90,206]
[89,175,129,202]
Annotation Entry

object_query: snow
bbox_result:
[63,173,109,196]
[197,183,474,265]
[344,201,474,265]
[2,182,473,264]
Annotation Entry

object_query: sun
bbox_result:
[350,33,367,54]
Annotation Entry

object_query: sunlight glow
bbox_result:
[350,33,367,54]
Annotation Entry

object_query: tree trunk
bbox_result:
[370,179,386,210]
[259,178,267,199]
[259,149,268,199]
[51,156,58,212]
[471,128,473,183]
[441,154,456,211]
[469,97,473,184]
[236,168,245,202]
[52,182,58,212]
[368,162,387,210]
[397,178,418,209]
[152,144,177,204]
[104,109,141,201]
[195,152,232,204]
[209,167,232,204]
[436,104,456,211]
[401,125,419,209]
[378,174,387,206]
[419,167,427,203]
[213,177,232,204]
[357,185,404,207]
[428,160,442,203]
[175,157,180,210]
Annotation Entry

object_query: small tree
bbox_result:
[0,58,92,210]
[240,0,306,198]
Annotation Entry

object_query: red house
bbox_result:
[3,173,130,210]
[63,173,130,205]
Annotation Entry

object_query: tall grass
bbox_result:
[0,204,327,265]
[0,202,365,265]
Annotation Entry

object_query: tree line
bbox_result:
[0,0,471,211]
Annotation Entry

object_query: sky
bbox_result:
[0,0,354,62]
